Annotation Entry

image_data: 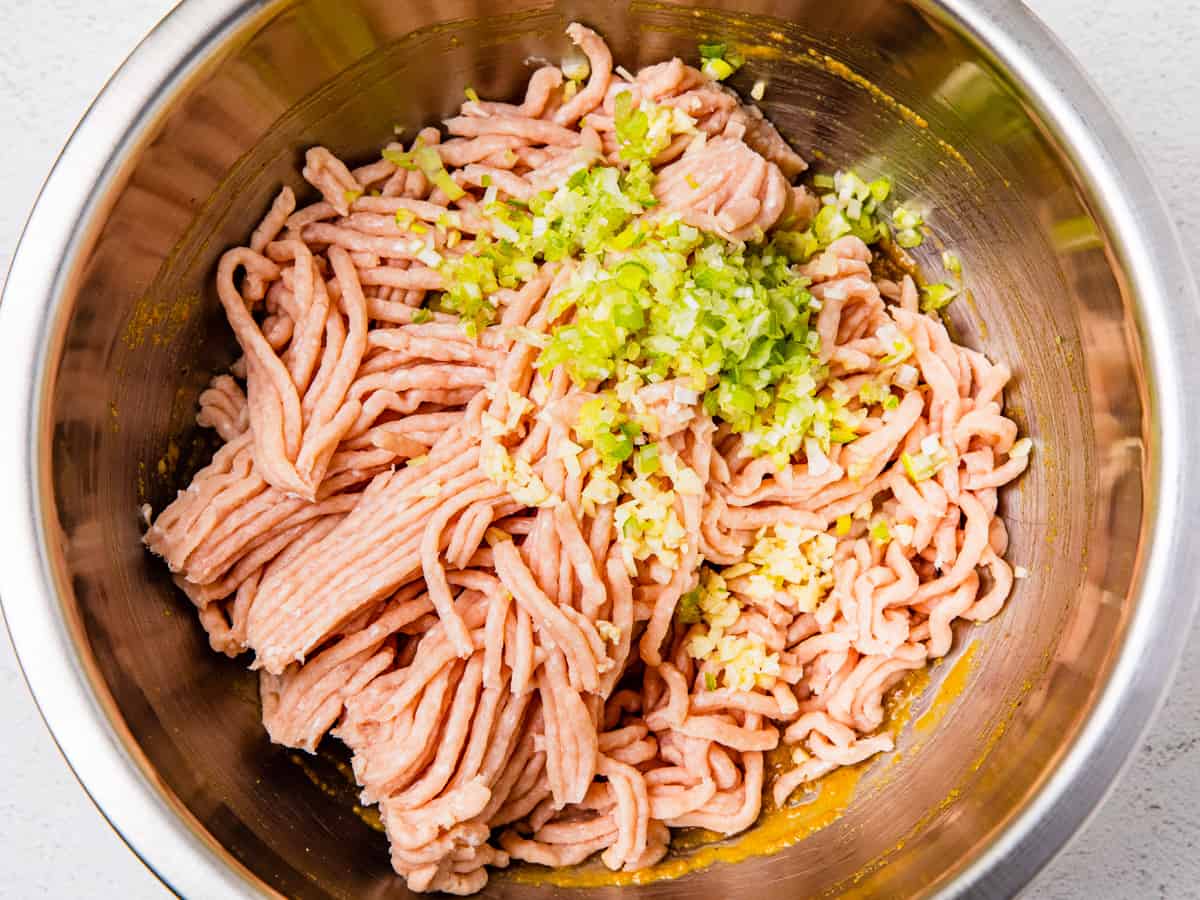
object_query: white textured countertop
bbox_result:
[1,1,1198,897]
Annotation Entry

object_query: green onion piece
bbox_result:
[634,442,660,476]
[942,250,962,275]
[464,86,480,102]
[891,205,925,248]
[413,146,465,201]
[830,426,857,444]
[813,205,851,244]
[615,261,650,291]
[382,147,417,170]
[883,394,900,411]
[774,228,821,263]
[812,173,835,190]
[610,223,641,251]
[704,672,717,691]
[920,282,959,313]
[869,519,891,544]
[900,452,922,481]
[698,42,727,59]
[343,189,362,205]
[901,449,947,482]
[677,588,703,624]
[574,394,640,466]
[431,171,464,200]
[702,57,736,81]
[835,514,852,536]
[411,308,433,324]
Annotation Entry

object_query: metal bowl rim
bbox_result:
[1,1,1196,897]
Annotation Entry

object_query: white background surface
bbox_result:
[1,1,1198,897]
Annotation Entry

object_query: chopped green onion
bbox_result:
[424,150,936,466]
[574,394,640,466]
[868,177,892,203]
[830,426,857,444]
[774,228,820,263]
[464,86,480,102]
[813,205,851,244]
[704,671,718,691]
[835,514,852,536]
[613,92,696,165]
[343,189,362,205]
[698,38,744,81]
[900,439,949,481]
[382,147,418,170]
[411,308,433,324]
[677,588,703,624]
[942,250,962,275]
[702,57,736,81]
[920,282,959,313]
[413,146,465,201]
[615,261,650,291]
[869,519,891,544]
[634,443,660,476]
[891,205,925,248]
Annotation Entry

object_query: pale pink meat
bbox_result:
[653,136,790,241]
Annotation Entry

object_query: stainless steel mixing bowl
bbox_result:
[2,0,1198,897]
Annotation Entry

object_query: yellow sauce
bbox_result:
[806,51,974,174]
[121,291,199,350]
[155,439,181,478]
[505,669,930,888]
[808,51,928,129]
[290,750,386,833]
[507,760,866,888]
[915,640,978,734]
[964,289,989,339]
[283,643,1002,893]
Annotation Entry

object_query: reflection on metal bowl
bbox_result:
[1,1,1197,897]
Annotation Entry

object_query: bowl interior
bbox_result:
[40,0,1146,896]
